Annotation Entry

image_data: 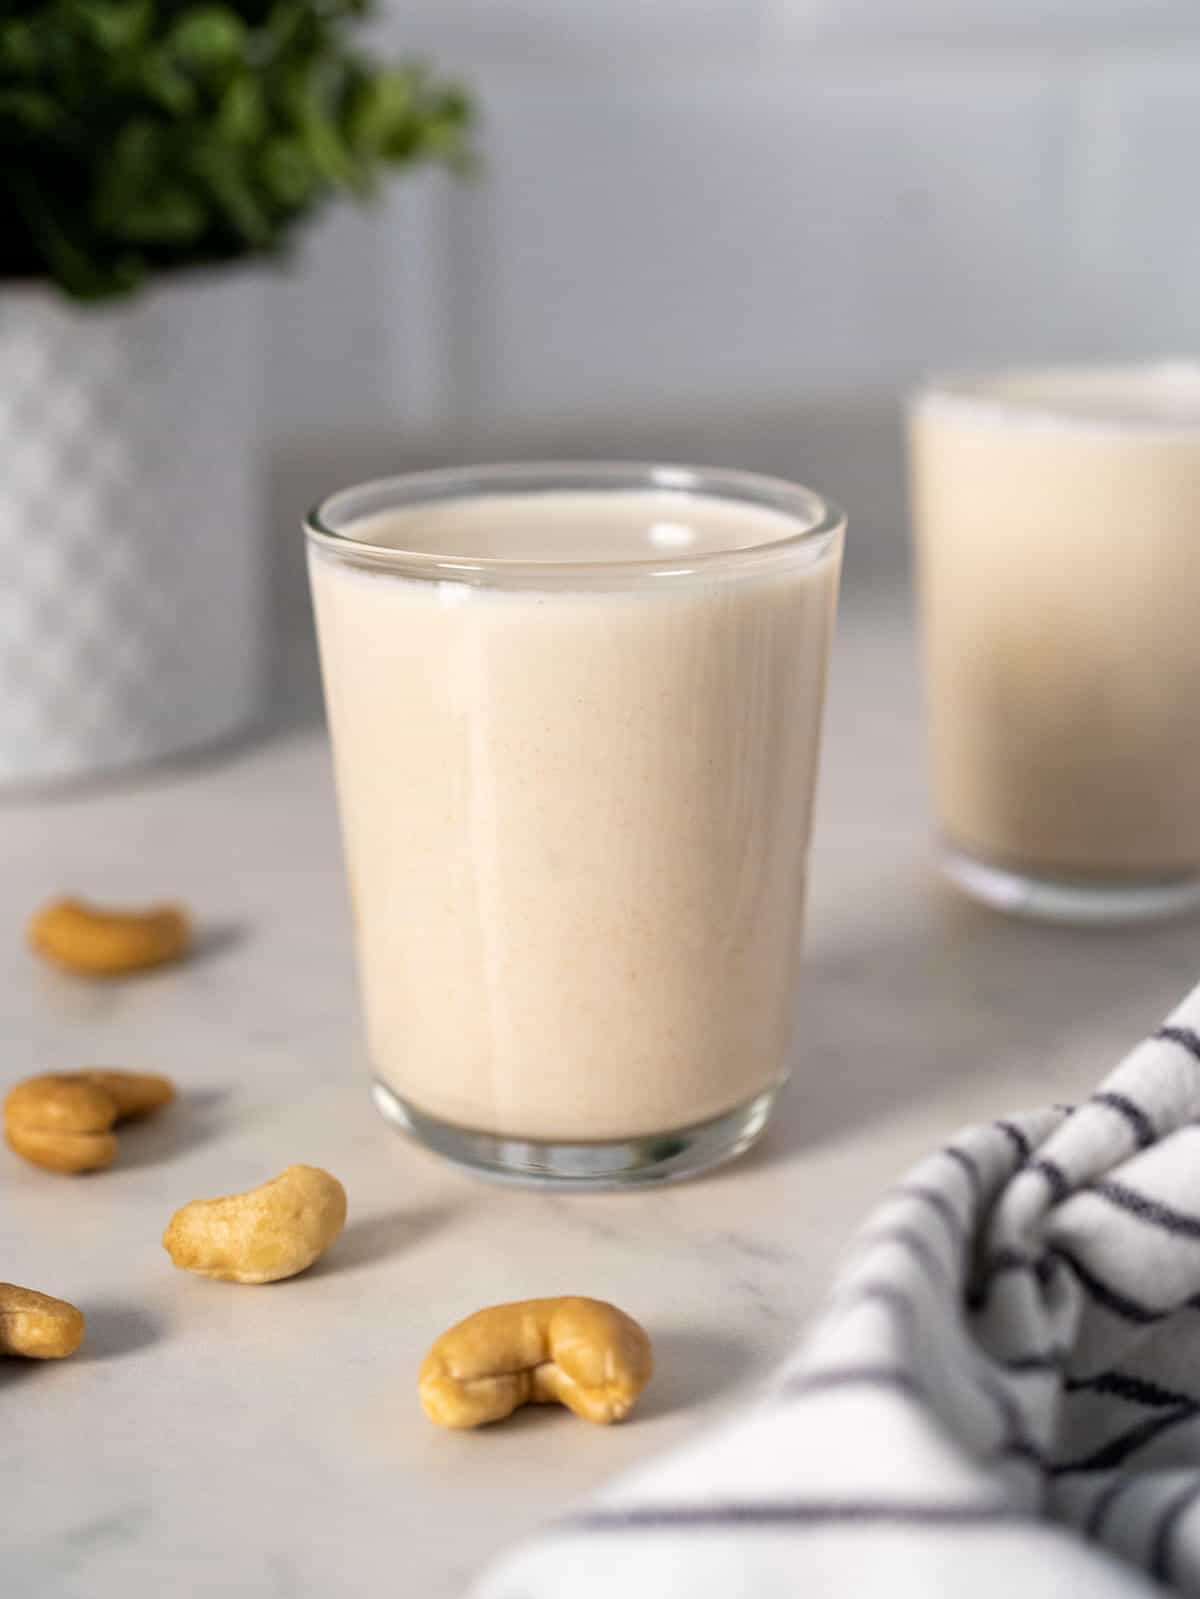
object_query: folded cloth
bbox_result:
[478,983,1200,1599]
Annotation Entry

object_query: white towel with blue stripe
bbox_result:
[478,983,1200,1598]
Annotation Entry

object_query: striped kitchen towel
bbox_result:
[478,983,1200,1598]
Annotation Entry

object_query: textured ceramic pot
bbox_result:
[0,271,262,785]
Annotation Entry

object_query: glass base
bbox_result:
[370,1079,776,1190]
[940,840,1200,926]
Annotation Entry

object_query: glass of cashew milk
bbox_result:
[305,463,844,1186]
[910,363,1200,924]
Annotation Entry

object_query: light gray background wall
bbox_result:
[261,0,1200,707]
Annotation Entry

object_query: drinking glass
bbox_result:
[306,462,843,1185]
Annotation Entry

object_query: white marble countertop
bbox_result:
[5,581,1199,1599]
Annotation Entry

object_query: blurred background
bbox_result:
[4,0,1199,772]
[266,0,1200,706]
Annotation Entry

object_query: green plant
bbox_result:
[0,1,473,300]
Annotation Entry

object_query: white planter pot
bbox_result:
[0,272,263,785]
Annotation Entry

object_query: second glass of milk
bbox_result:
[306,463,844,1187]
[910,364,1200,924]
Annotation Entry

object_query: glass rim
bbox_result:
[909,359,1200,436]
[303,461,844,587]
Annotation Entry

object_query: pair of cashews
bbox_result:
[2,1165,345,1345]
[4,1070,174,1173]
[15,901,184,1173]
[4,1074,345,1281]
[1,1169,344,1371]
[420,1297,653,1428]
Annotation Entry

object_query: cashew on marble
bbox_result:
[29,897,190,977]
[419,1297,653,1428]
[4,1070,174,1174]
[163,1166,347,1284]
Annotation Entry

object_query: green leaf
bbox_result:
[259,137,315,207]
[345,67,411,157]
[8,170,141,300]
[217,76,266,143]
[112,190,207,243]
[192,141,272,243]
[74,0,153,56]
[138,52,197,115]
[0,22,40,73]
[263,0,313,54]
[0,89,64,134]
[94,120,168,231]
[104,120,160,194]
[287,58,359,187]
[169,7,247,69]
[414,116,473,166]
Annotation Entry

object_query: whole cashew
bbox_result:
[419,1297,654,1428]
[30,897,190,977]
[163,1165,347,1284]
[4,1070,175,1174]
[5,1075,119,1173]
[0,1284,85,1359]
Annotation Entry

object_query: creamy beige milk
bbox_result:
[910,364,1200,879]
[309,490,841,1141]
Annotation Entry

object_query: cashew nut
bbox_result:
[79,1070,175,1121]
[5,1074,119,1173]
[162,1165,347,1284]
[30,897,190,977]
[4,1069,174,1174]
[419,1297,654,1428]
[0,1284,85,1359]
